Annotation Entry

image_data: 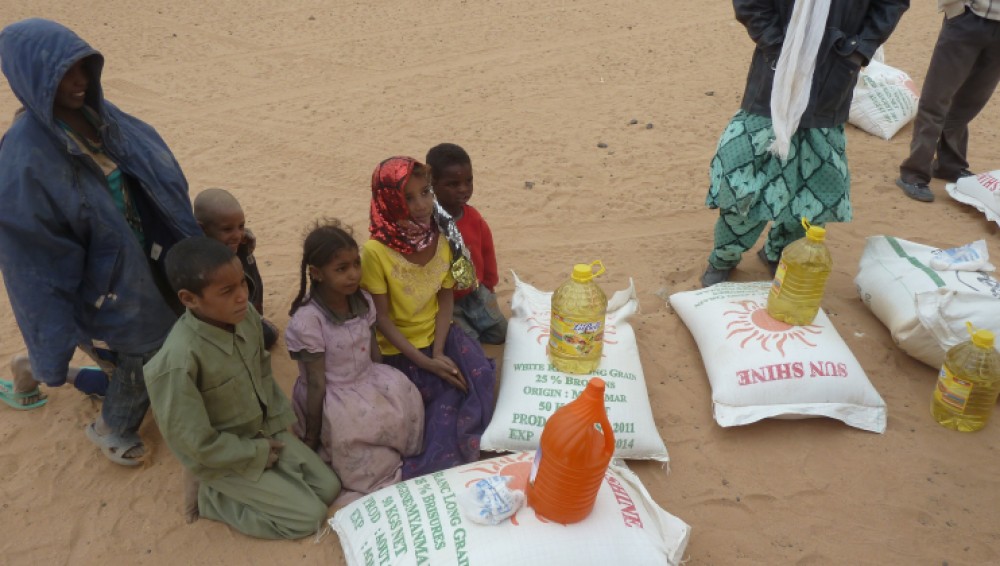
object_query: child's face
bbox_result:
[180,258,249,328]
[432,163,473,216]
[54,59,88,113]
[311,247,362,298]
[201,208,246,253]
[403,174,435,226]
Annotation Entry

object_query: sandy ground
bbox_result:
[2,1,999,564]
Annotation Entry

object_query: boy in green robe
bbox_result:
[145,236,340,539]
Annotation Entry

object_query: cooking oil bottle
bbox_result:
[766,218,832,325]
[548,261,607,374]
[527,377,615,524]
[931,323,1000,432]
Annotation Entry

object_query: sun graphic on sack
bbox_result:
[723,300,821,356]
[460,452,553,526]
[526,312,618,348]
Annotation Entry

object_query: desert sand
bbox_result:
[2,1,999,564]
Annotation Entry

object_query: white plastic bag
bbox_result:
[330,452,692,566]
[848,60,919,140]
[481,273,668,461]
[458,475,524,526]
[929,240,995,272]
[946,171,1000,227]
[855,235,1000,368]
[669,282,887,432]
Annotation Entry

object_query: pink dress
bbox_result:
[286,291,423,504]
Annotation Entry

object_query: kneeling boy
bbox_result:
[145,236,340,539]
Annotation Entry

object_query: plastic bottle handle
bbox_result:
[598,412,615,459]
[966,321,976,337]
[589,260,606,278]
[800,217,812,232]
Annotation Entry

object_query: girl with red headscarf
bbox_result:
[360,156,496,478]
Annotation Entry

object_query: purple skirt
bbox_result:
[383,324,496,479]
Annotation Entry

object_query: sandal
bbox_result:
[0,378,48,411]
[85,422,145,467]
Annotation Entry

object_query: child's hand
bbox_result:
[423,354,468,393]
[265,438,284,469]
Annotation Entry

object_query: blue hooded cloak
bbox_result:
[0,19,201,385]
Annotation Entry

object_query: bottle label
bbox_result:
[549,312,604,357]
[771,261,788,296]
[934,365,973,413]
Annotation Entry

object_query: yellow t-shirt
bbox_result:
[361,237,455,355]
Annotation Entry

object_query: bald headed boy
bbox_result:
[193,188,277,349]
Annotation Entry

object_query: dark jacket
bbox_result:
[734,0,909,128]
[0,19,201,385]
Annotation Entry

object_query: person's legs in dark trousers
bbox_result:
[79,344,156,462]
[900,12,996,186]
[934,17,1000,179]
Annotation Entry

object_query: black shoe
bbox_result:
[957,168,975,179]
[700,264,732,287]
[757,248,779,276]
[895,177,934,203]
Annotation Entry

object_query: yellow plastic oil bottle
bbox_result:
[527,377,615,524]
[548,261,607,374]
[766,218,832,325]
[931,323,1000,432]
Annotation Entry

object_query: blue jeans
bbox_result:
[79,344,158,436]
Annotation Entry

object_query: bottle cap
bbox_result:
[571,260,606,282]
[971,329,995,349]
[801,217,826,242]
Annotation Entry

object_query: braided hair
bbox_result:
[288,218,358,316]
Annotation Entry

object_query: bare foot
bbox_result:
[10,355,47,407]
[183,469,201,523]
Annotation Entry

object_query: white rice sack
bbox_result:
[946,171,1000,227]
[669,282,886,433]
[848,60,919,140]
[855,235,1000,368]
[330,452,692,566]
[481,273,668,461]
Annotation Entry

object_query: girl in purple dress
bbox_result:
[286,219,424,504]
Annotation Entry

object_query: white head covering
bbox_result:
[768,0,833,161]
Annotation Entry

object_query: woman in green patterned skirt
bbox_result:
[701,0,908,287]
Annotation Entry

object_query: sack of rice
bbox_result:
[669,282,887,433]
[330,452,692,566]
[480,274,668,462]
[848,60,919,140]
[855,235,1000,368]
[946,171,1000,227]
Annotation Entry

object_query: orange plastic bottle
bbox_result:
[527,378,615,524]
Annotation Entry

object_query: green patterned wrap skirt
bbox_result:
[705,110,851,269]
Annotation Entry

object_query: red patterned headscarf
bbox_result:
[369,156,436,254]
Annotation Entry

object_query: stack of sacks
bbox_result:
[670,282,887,433]
[330,452,691,566]
[946,171,1000,227]
[855,235,1000,368]
[481,274,669,462]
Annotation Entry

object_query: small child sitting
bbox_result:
[145,236,340,540]
[193,188,278,349]
[426,143,507,344]
[285,219,424,505]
